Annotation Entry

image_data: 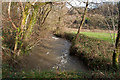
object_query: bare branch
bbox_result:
[42,4,52,25]
[20,1,24,12]
[67,2,82,14]
[8,2,17,29]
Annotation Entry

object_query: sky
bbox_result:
[2,0,120,2]
[66,0,120,8]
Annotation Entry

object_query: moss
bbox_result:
[113,50,119,70]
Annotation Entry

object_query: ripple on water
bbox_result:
[20,35,88,72]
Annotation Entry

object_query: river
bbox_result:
[20,34,88,72]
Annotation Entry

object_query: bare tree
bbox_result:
[113,2,120,70]
[2,2,52,59]
[75,0,89,42]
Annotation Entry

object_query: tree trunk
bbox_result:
[113,2,120,70]
[75,1,88,43]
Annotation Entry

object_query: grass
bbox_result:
[3,31,119,78]
[2,63,120,78]
[72,31,117,43]
[54,32,120,78]
[55,32,115,71]
[2,64,90,78]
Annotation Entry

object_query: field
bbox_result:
[72,31,117,43]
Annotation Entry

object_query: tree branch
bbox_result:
[8,2,17,29]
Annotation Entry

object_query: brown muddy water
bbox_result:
[20,34,88,72]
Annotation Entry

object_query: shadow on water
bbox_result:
[20,34,88,72]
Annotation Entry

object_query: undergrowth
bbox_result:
[55,32,117,71]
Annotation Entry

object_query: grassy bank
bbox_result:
[72,31,117,43]
[3,31,120,78]
[55,32,115,71]
[2,64,120,78]
[2,64,89,78]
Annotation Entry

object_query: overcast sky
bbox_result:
[66,0,120,8]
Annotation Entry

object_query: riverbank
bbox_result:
[54,31,120,78]
[3,63,120,78]
[2,32,120,78]
[2,34,88,78]
[55,32,114,70]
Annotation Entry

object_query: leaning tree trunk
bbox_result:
[113,2,120,70]
[75,1,88,43]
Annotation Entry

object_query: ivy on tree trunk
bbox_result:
[113,2,120,70]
